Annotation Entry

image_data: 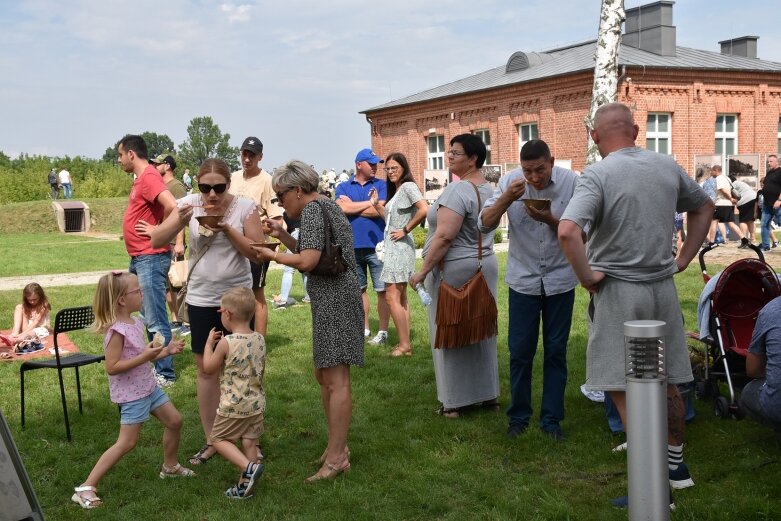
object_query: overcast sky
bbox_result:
[2,0,780,171]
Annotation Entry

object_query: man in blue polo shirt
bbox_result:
[336,148,391,345]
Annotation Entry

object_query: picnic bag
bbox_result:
[309,200,347,277]
[434,182,498,349]
[176,236,215,323]
[168,256,189,288]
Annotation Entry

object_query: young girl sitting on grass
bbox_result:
[203,287,266,499]
[71,271,194,509]
[10,282,51,342]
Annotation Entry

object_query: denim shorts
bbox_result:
[354,248,385,292]
[119,386,170,425]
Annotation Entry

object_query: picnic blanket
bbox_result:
[0,329,79,362]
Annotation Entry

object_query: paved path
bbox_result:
[0,242,511,291]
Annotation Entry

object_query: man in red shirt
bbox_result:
[117,135,179,386]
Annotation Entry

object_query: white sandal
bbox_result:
[159,463,196,479]
[71,485,102,509]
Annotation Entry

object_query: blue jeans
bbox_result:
[279,230,309,301]
[760,205,781,248]
[62,183,73,199]
[507,288,574,430]
[129,252,174,380]
[354,248,385,292]
[740,379,781,430]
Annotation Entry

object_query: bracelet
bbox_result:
[403,226,409,235]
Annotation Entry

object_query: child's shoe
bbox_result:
[159,463,196,479]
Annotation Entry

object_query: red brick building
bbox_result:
[361,1,781,188]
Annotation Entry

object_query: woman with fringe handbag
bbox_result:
[410,134,499,419]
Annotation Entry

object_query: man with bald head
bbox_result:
[558,103,713,502]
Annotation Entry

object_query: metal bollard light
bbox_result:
[624,320,669,521]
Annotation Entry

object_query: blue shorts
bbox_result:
[119,386,170,425]
[354,248,385,292]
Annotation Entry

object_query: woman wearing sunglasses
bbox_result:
[252,160,362,483]
[151,158,264,467]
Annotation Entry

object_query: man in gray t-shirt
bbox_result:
[558,103,713,494]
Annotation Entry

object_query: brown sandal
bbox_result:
[390,345,412,357]
[315,446,350,466]
[188,444,215,466]
[436,405,460,419]
[305,460,351,483]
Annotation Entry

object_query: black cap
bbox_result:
[240,137,263,155]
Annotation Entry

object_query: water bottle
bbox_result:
[416,283,432,307]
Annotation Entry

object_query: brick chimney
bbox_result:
[623,0,676,57]
[719,36,759,59]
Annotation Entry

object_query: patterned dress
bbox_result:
[297,198,365,369]
[380,181,423,283]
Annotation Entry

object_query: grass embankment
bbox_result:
[0,198,128,277]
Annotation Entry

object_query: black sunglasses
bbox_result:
[198,183,228,194]
[273,187,293,203]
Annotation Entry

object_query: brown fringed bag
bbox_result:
[434,182,498,349]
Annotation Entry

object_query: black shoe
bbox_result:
[506,424,528,439]
[738,238,749,249]
[541,426,564,442]
[669,462,695,489]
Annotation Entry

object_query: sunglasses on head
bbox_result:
[198,183,228,194]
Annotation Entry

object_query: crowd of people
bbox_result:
[11,103,779,509]
[697,158,781,250]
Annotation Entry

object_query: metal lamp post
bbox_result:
[624,320,669,521]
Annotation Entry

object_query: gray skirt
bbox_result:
[584,276,693,391]
[425,254,500,409]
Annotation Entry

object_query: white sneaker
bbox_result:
[368,331,388,345]
[364,329,371,338]
[612,441,627,453]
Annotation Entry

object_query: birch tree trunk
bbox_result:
[585,0,625,165]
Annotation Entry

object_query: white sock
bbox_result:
[668,444,683,470]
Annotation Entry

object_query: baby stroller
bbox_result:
[688,243,781,419]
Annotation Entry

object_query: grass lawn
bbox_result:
[0,256,779,520]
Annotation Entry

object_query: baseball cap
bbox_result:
[241,137,263,155]
[151,154,177,170]
[355,148,384,164]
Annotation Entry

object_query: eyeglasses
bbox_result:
[198,183,228,194]
[124,287,142,297]
[273,187,293,203]
[447,150,466,157]
[384,167,399,173]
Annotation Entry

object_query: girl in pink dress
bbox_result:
[71,271,194,509]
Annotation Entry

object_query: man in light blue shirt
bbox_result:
[480,139,578,440]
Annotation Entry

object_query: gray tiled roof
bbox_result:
[362,41,781,112]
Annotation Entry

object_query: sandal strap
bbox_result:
[74,485,97,493]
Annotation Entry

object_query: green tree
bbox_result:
[142,132,176,159]
[101,132,175,163]
[178,116,239,172]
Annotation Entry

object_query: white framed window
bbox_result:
[473,129,491,164]
[715,114,738,158]
[518,123,539,158]
[777,117,781,153]
[646,113,671,154]
[427,134,445,170]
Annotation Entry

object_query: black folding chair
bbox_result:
[20,306,105,441]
